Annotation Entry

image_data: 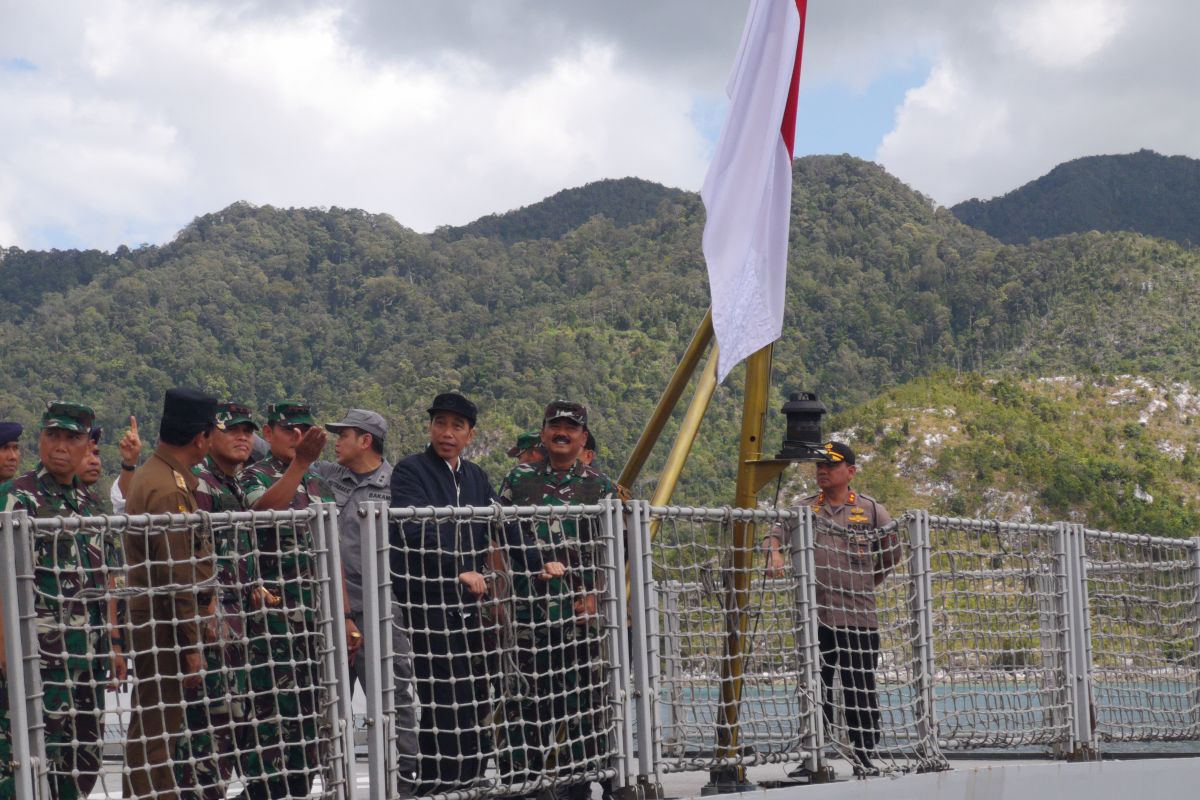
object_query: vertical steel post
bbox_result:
[312,503,358,800]
[1191,539,1200,734]
[1052,522,1074,757]
[600,498,634,795]
[15,513,48,800]
[626,501,662,796]
[790,506,823,775]
[1059,523,1095,759]
[359,501,391,799]
[1,512,38,800]
[906,511,937,758]
[1069,524,1096,757]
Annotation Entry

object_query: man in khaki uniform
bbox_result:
[764,441,899,775]
[123,388,218,800]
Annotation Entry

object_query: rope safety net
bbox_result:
[385,504,622,800]
[649,506,946,777]
[926,518,1071,750]
[1085,530,1200,742]
[1,509,348,800]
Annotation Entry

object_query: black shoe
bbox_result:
[785,764,815,782]
[852,750,880,777]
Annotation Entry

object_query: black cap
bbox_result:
[427,392,477,427]
[585,431,597,451]
[821,441,855,465]
[161,388,217,438]
[0,422,21,445]
[89,426,103,444]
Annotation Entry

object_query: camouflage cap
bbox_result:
[215,401,258,431]
[266,400,315,426]
[42,401,95,433]
[507,431,542,457]
[543,399,588,428]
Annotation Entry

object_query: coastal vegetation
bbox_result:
[4,154,1200,535]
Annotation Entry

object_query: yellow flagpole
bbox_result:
[619,309,713,491]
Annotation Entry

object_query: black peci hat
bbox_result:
[161,388,217,439]
[427,392,478,427]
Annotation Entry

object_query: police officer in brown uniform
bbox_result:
[123,389,218,800]
[764,442,899,775]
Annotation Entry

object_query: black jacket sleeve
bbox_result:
[389,456,467,597]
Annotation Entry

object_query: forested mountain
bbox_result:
[951,150,1200,246]
[440,177,689,245]
[3,154,1200,532]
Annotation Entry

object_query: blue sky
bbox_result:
[792,64,930,162]
[1,0,1197,251]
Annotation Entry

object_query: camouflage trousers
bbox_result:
[173,607,255,800]
[0,667,103,800]
[498,622,608,792]
[238,601,324,799]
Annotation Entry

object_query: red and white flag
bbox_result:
[702,0,806,382]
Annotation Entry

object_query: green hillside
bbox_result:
[3,155,1200,523]
[777,372,1200,537]
[951,150,1200,247]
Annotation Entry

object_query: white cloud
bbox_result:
[999,0,1127,68]
[875,0,1200,205]
[0,0,723,249]
[0,0,1197,247]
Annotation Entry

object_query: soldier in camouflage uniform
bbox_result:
[508,430,546,466]
[173,402,260,800]
[0,422,22,800]
[498,401,615,800]
[237,402,361,800]
[0,421,23,488]
[4,403,123,800]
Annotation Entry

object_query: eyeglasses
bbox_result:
[282,423,313,433]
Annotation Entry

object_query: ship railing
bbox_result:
[2,502,1198,800]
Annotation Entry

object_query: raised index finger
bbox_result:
[129,415,139,435]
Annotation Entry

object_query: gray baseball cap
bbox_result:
[324,409,387,442]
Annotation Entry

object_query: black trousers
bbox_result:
[409,608,491,794]
[818,624,881,752]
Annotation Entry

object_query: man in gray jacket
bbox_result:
[313,409,419,794]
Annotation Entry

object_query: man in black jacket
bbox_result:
[390,392,562,794]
